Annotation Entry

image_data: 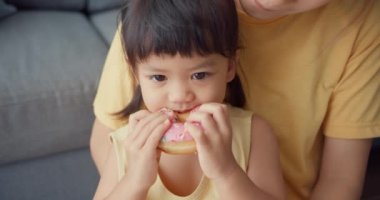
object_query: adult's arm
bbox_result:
[311,137,372,199]
[91,28,135,174]
[312,2,380,198]
[90,118,113,175]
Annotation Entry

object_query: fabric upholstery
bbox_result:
[0,1,118,199]
[0,148,99,200]
[5,0,85,10]
[87,0,122,12]
[0,0,16,19]
[0,11,107,165]
[90,8,120,45]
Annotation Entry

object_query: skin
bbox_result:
[235,0,331,19]
[91,0,374,199]
[310,138,372,199]
[137,54,232,114]
[92,53,285,199]
[90,119,112,174]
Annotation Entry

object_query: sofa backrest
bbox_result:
[5,0,86,11]
[5,0,123,12]
[0,0,16,19]
[87,0,122,12]
[0,0,120,165]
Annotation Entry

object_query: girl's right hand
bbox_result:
[123,110,171,191]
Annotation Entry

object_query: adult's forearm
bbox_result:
[90,119,113,175]
[310,179,363,200]
[311,138,371,200]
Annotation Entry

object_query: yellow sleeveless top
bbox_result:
[110,106,253,200]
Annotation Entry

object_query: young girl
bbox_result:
[93,0,285,199]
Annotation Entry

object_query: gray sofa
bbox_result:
[0,0,120,199]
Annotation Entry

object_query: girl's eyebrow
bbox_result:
[191,59,217,70]
[142,58,218,72]
[140,63,167,72]
[142,66,166,72]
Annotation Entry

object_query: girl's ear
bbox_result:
[226,58,237,82]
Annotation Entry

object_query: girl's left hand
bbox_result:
[185,103,239,180]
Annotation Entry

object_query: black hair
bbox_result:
[116,0,246,119]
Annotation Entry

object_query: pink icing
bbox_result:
[161,123,192,142]
[160,107,202,142]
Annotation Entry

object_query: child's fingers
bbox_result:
[126,110,151,145]
[186,111,218,137]
[129,111,164,141]
[185,122,208,146]
[133,112,168,148]
[144,119,171,151]
[197,103,231,136]
[128,110,151,129]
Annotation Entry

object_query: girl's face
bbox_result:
[136,53,236,113]
[236,0,332,19]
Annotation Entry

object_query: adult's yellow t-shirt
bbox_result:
[93,0,380,199]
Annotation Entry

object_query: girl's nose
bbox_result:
[168,82,194,103]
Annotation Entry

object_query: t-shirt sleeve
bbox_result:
[93,28,134,130]
[323,3,380,139]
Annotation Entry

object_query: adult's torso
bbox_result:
[237,0,378,198]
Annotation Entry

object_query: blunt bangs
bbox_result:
[119,0,238,68]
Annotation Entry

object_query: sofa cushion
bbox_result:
[0,0,16,19]
[90,8,120,45]
[0,11,107,165]
[87,0,122,13]
[0,148,99,200]
[5,0,85,11]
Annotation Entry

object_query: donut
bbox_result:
[158,108,199,154]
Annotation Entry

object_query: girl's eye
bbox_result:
[191,72,208,80]
[150,75,166,82]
